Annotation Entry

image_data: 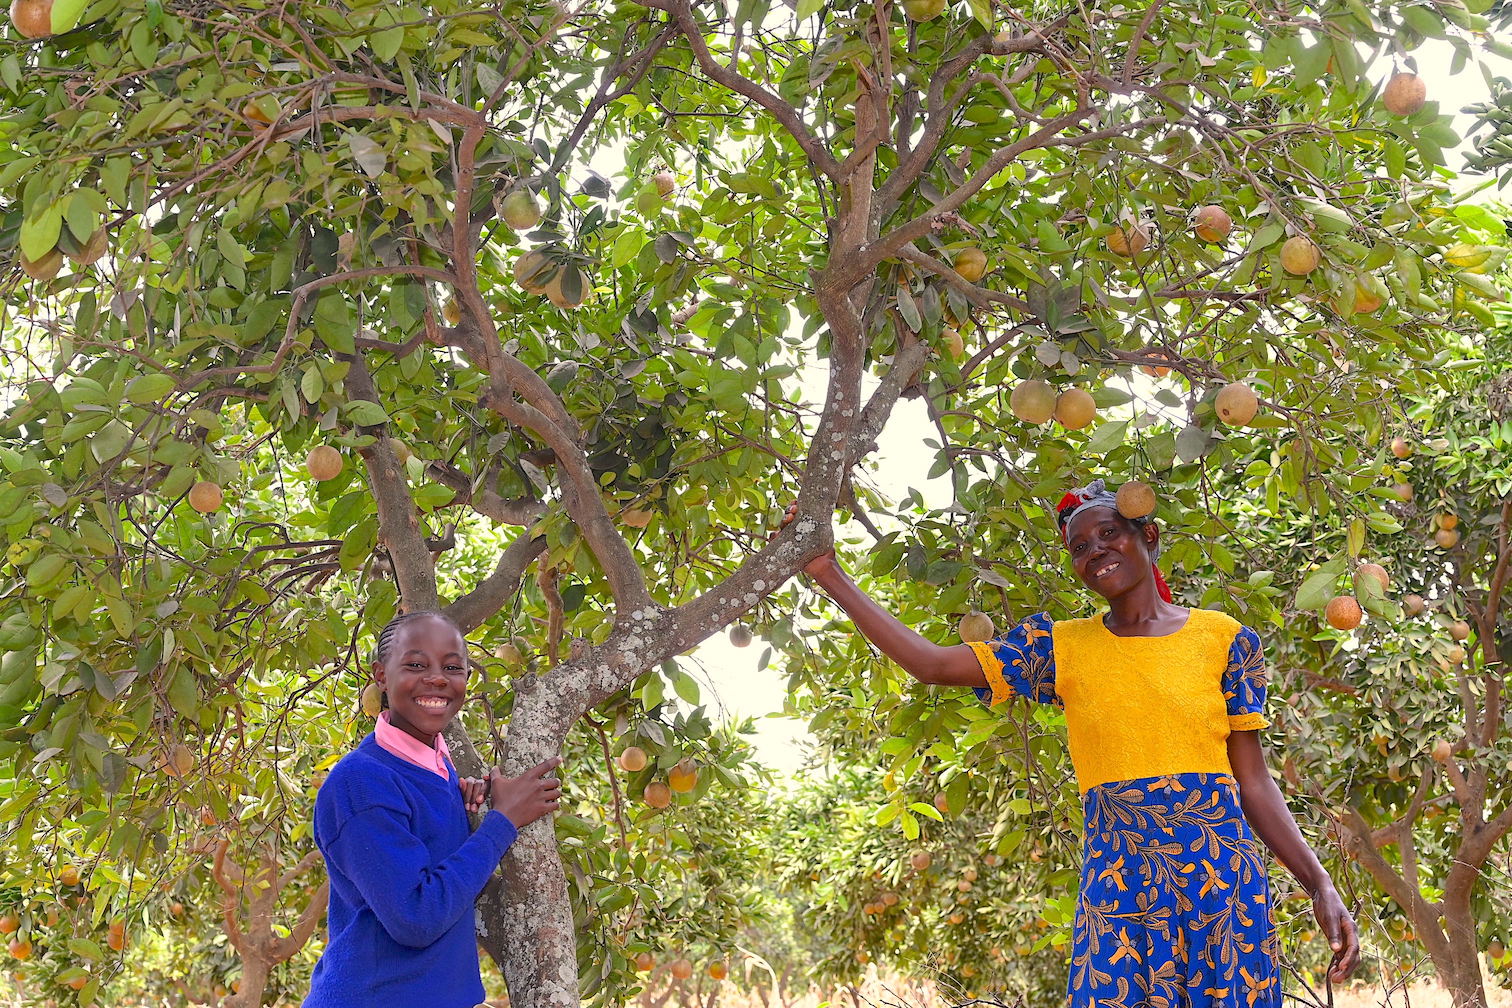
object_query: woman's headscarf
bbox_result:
[1055,479,1173,603]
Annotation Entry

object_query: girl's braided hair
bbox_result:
[371,610,463,669]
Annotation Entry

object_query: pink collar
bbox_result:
[375,711,453,781]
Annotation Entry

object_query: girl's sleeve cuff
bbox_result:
[1228,712,1269,732]
[968,641,1014,707]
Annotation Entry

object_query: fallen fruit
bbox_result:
[1382,72,1427,116]
[1192,205,1232,243]
[1106,222,1151,257]
[1053,388,1097,429]
[1280,236,1321,276]
[306,445,343,481]
[1009,379,1056,425]
[957,610,994,643]
[1116,480,1156,520]
[1214,381,1259,426]
[1325,595,1363,631]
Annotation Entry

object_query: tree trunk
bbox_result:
[223,955,271,1008]
[474,674,581,1008]
[1435,900,1488,1008]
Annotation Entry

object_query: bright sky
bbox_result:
[684,36,1510,777]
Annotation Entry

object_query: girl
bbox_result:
[783,480,1360,1005]
[303,610,561,1007]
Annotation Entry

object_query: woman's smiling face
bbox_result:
[374,614,469,745]
[1065,507,1158,599]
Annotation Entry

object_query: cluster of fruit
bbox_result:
[617,745,699,809]
[186,444,345,515]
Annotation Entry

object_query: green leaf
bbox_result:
[124,373,176,405]
[1294,556,1347,612]
[965,0,993,29]
[50,0,90,33]
[344,400,389,426]
[19,204,62,261]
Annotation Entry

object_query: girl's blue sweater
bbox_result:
[303,734,518,1007]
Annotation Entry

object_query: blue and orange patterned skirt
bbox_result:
[1069,773,1281,1008]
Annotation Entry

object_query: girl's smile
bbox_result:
[375,615,469,746]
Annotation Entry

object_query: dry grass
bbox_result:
[701,970,1512,1008]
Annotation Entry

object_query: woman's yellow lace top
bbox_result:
[966,608,1269,792]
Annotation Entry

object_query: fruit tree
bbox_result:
[0,0,1505,1002]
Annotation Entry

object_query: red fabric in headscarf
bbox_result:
[1055,488,1173,603]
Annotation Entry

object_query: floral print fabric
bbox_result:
[1073,773,1281,1008]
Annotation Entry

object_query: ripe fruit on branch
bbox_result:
[1009,379,1056,424]
[708,962,728,981]
[241,98,278,125]
[188,481,223,514]
[544,266,588,309]
[1346,282,1383,315]
[642,781,672,809]
[933,792,951,814]
[1053,388,1097,429]
[161,743,194,778]
[1325,596,1363,630]
[306,445,343,481]
[58,865,81,886]
[670,958,693,980]
[652,171,676,198]
[1438,513,1459,531]
[1214,381,1259,426]
[1450,620,1471,642]
[1431,739,1452,763]
[1435,527,1460,549]
[494,641,522,664]
[633,952,654,972]
[1393,482,1414,502]
[513,250,553,294]
[70,227,109,266]
[668,759,698,793]
[0,915,15,935]
[6,938,31,961]
[910,850,932,871]
[9,0,52,38]
[958,611,994,642]
[441,298,463,325]
[618,746,647,772]
[1106,223,1150,257]
[1192,205,1232,243]
[1383,73,1427,116]
[360,683,383,717]
[1280,236,1320,276]
[902,0,946,19]
[1354,563,1389,594]
[1402,594,1426,617]
[1115,480,1156,520]
[20,248,62,281]
[1390,437,1412,459]
[952,247,987,282]
[728,624,752,647]
[1446,644,1466,664]
[620,507,653,529]
[1139,348,1172,378]
[942,327,965,361]
[500,191,542,231]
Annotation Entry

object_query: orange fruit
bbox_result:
[667,759,698,794]
[1280,236,1320,275]
[1325,596,1362,631]
[1192,205,1232,242]
[187,481,223,514]
[617,746,647,773]
[1106,223,1150,257]
[1382,73,1427,116]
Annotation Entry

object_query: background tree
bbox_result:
[1,0,1507,1004]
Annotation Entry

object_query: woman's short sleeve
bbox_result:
[969,612,1058,707]
[1223,626,1270,731]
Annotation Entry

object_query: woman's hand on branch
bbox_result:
[1312,885,1359,983]
[773,502,840,579]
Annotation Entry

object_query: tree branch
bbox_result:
[444,532,548,634]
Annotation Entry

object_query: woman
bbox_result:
[783,480,1359,1005]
